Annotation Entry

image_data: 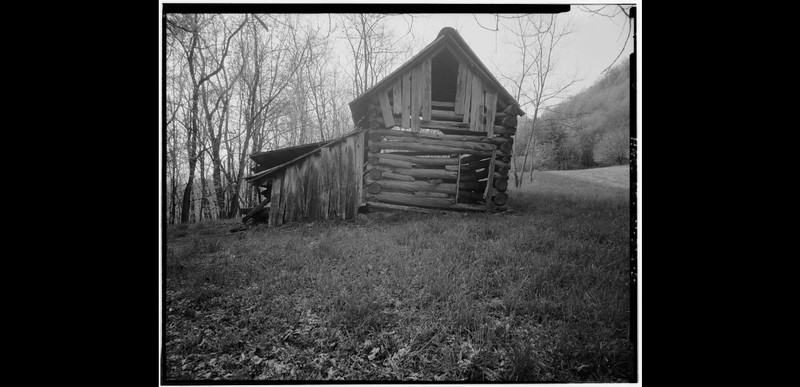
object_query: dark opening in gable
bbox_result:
[431,47,460,103]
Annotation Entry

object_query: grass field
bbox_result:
[162,165,634,382]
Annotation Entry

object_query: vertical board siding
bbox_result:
[392,79,402,115]
[379,89,395,127]
[454,63,466,115]
[269,175,282,227]
[402,71,411,129]
[329,144,341,219]
[354,131,365,207]
[462,68,472,123]
[411,65,422,132]
[320,147,332,220]
[422,58,432,120]
[484,92,498,136]
[469,74,483,131]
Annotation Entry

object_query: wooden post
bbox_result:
[484,149,497,213]
[379,89,395,127]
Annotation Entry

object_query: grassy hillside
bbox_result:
[163,167,634,382]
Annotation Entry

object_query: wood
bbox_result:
[367,191,454,208]
[502,115,517,129]
[364,177,457,195]
[484,92,498,136]
[366,183,381,194]
[368,168,383,180]
[370,140,493,156]
[401,70,411,128]
[461,154,490,163]
[381,136,497,152]
[500,138,513,154]
[381,166,458,180]
[382,171,416,182]
[329,143,341,220]
[462,68,472,123]
[366,201,436,214]
[369,128,506,145]
[454,63,466,114]
[353,132,366,212]
[379,89,395,128]
[432,100,455,108]
[411,65,422,132]
[344,136,355,219]
[494,178,508,191]
[392,79,402,114]
[319,147,331,220]
[503,104,521,116]
[492,191,509,206]
[368,152,458,167]
[269,175,282,227]
[422,58,432,120]
[484,150,497,211]
[370,156,413,169]
[415,191,451,198]
[469,74,483,132]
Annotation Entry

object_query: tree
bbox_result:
[497,14,578,187]
[166,13,247,223]
[578,5,634,74]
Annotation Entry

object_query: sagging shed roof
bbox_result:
[245,129,366,185]
[348,27,525,126]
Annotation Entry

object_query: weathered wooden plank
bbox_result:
[470,74,483,132]
[367,152,459,166]
[411,65,422,132]
[381,136,497,152]
[484,91,498,136]
[269,175,282,227]
[454,63,466,115]
[339,140,350,219]
[319,147,331,220]
[422,58,432,120]
[484,149,497,212]
[354,131,365,207]
[278,169,289,225]
[462,68,472,123]
[385,167,457,180]
[401,70,411,129]
[344,136,356,219]
[392,79,402,115]
[379,89,395,128]
[329,143,341,220]
[369,140,493,156]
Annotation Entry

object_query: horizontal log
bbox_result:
[365,177,457,195]
[369,156,414,169]
[380,136,497,152]
[366,201,436,214]
[501,115,517,129]
[431,109,512,123]
[414,191,452,198]
[368,152,459,166]
[494,125,516,135]
[369,140,494,156]
[492,192,509,206]
[494,178,508,191]
[457,190,486,201]
[503,104,521,116]
[369,128,506,145]
[500,138,514,154]
[367,191,455,208]
[390,166,458,180]
[431,100,455,108]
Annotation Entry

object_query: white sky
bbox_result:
[382,7,635,108]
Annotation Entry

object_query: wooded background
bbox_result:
[164,10,632,224]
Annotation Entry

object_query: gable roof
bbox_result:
[348,27,525,126]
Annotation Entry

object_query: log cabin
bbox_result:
[243,27,524,225]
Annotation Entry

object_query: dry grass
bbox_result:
[163,167,634,382]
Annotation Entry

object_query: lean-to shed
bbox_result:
[243,27,524,226]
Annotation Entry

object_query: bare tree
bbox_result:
[496,14,578,186]
[578,5,634,74]
[226,14,310,218]
[166,13,247,223]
